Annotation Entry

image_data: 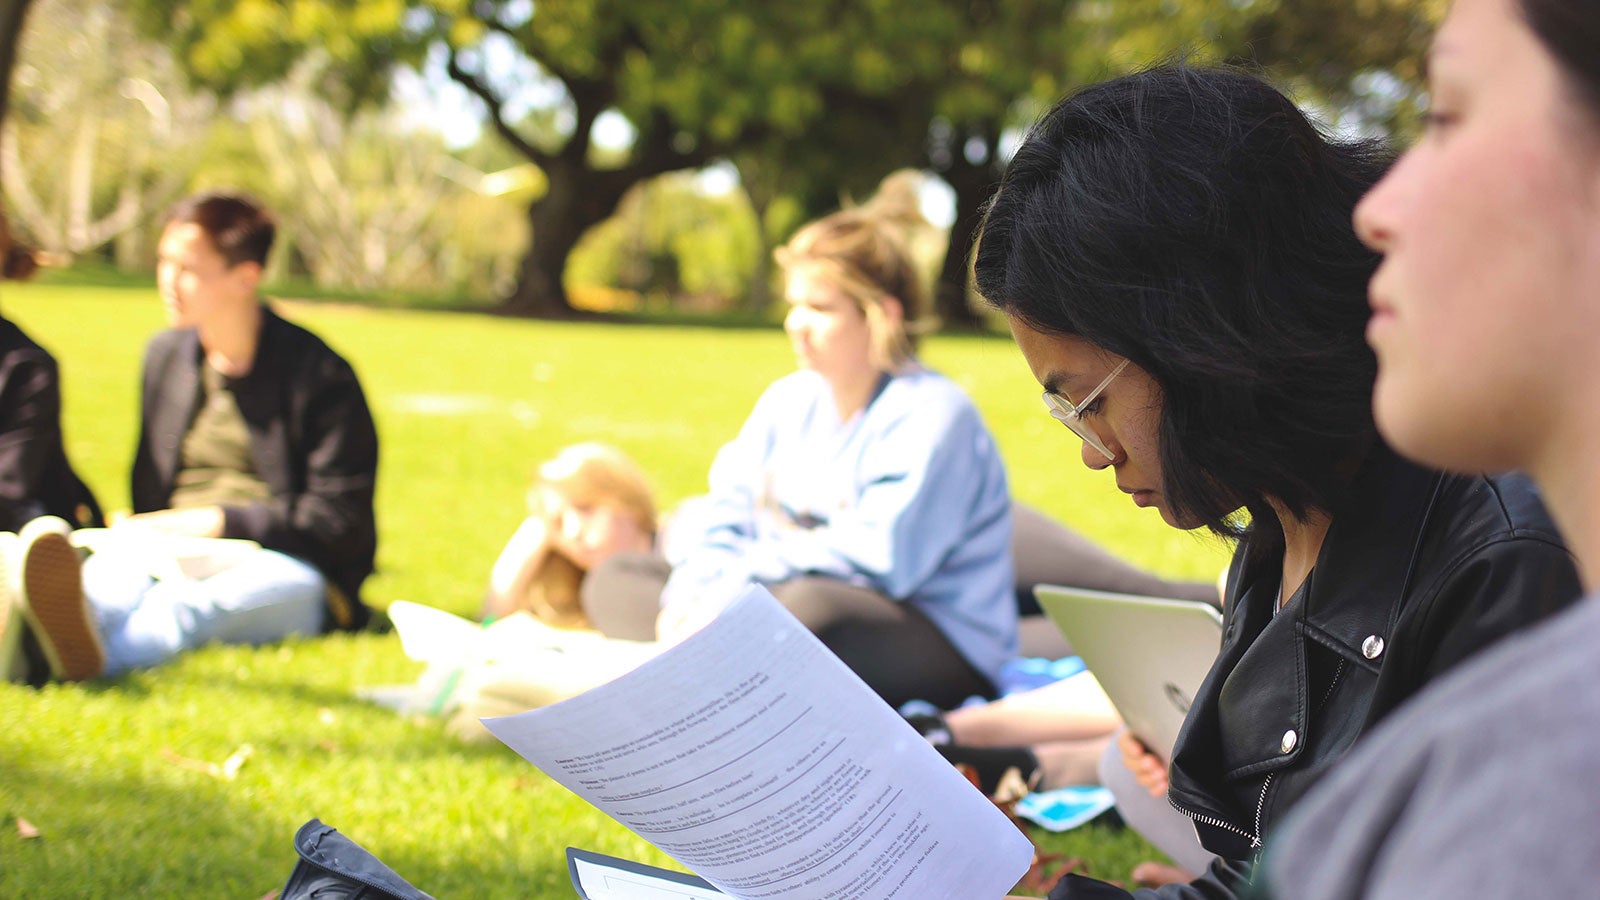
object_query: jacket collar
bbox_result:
[1167,447,1443,827]
[1269,447,1441,671]
[147,303,287,487]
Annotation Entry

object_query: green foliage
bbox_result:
[0,276,1227,896]
[135,0,425,109]
[123,0,1440,317]
[1089,0,1440,136]
[3,0,209,257]
[566,173,762,312]
[3,0,530,298]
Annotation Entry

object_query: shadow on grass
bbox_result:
[0,664,584,897]
[0,748,575,897]
[0,750,303,896]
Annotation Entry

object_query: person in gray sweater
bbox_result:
[1253,0,1600,895]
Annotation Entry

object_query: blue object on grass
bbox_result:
[996,655,1088,696]
[1013,785,1116,832]
[898,656,1090,717]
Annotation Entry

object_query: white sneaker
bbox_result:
[16,516,102,681]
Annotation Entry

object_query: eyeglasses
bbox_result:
[1042,358,1129,461]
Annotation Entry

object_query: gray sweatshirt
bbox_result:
[1256,594,1600,899]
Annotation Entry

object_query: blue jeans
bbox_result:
[85,547,327,676]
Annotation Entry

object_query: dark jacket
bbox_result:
[0,317,102,531]
[132,304,378,630]
[1051,448,1581,900]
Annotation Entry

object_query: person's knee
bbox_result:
[282,563,327,598]
[580,552,666,641]
[261,556,328,610]
[770,577,855,631]
[584,552,656,589]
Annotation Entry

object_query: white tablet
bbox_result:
[1034,585,1223,760]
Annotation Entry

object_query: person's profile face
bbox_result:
[1007,318,1191,529]
[1353,0,1600,474]
[155,223,256,330]
[782,265,879,386]
[549,495,649,571]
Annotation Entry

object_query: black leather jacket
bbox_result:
[1051,449,1581,900]
[0,317,102,531]
[132,304,378,629]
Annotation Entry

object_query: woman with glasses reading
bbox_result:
[975,64,1580,899]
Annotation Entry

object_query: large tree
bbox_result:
[133,0,1120,323]
[134,0,1435,321]
[134,1,954,317]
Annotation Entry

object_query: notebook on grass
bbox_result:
[1034,585,1223,760]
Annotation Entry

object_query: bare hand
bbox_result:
[118,506,226,539]
[1118,729,1170,797]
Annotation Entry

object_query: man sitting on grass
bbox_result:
[11,192,378,681]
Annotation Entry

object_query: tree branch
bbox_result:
[0,0,33,138]
[0,127,54,247]
[444,47,551,167]
[474,14,636,167]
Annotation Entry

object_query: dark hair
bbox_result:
[974,64,1391,552]
[165,192,275,268]
[1520,0,1600,122]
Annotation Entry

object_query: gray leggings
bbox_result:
[1098,731,1217,874]
[581,553,995,710]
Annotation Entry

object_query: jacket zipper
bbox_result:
[1168,793,1262,850]
[1252,773,1274,843]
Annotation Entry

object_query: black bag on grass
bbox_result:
[279,818,435,900]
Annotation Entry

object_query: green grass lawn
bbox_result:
[0,276,1232,897]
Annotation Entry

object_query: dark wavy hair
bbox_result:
[165,192,275,268]
[974,64,1391,553]
[1520,0,1600,123]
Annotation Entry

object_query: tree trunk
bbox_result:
[113,177,146,268]
[0,0,30,134]
[0,0,33,207]
[741,175,776,316]
[933,150,1000,331]
[497,155,638,318]
[500,186,584,317]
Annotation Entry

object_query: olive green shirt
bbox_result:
[168,363,272,509]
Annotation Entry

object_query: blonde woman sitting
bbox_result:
[581,185,1016,711]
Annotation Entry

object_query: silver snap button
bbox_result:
[1362,635,1385,660]
[1280,729,1298,754]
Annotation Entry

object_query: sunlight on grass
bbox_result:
[0,281,1227,897]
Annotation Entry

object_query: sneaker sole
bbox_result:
[21,533,102,681]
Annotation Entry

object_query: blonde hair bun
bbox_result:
[775,170,939,371]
